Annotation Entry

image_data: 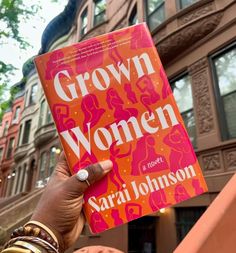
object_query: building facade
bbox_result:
[1,0,236,253]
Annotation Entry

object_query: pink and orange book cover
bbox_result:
[34,23,208,233]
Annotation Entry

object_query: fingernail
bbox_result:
[99,160,113,173]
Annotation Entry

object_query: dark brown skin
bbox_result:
[31,152,113,252]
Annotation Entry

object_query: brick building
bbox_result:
[0,0,236,252]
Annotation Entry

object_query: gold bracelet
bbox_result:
[1,246,31,253]
[25,221,58,246]
[4,236,58,253]
[14,241,42,253]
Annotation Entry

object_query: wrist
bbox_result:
[4,221,63,253]
[26,220,65,253]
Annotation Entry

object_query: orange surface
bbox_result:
[174,173,236,253]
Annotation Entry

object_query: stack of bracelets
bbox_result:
[2,221,60,253]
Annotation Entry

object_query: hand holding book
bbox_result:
[31,152,113,251]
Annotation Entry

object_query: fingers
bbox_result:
[63,160,113,195]
[54,151,71,178]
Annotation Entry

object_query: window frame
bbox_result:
[93,0,106,27]
[3,121,9,136]
[17,124,22,146]
[49,146,57,176]
[146,0,165,31]
[24,90,28,108]
[22,120,31,145]
[0,147,3,162]
[29,83,38,106]
[80,7,88,37]
[38,99,46,128]
[12,106,21,124]
[177,0,199,10]
[170,71,197,148]
[39,152,48,180]
[6,137,15,159]
[210,40,236,140]
[129,4,138,26]
[175,206,206,243]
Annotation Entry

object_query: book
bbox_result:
[34,23,208,233]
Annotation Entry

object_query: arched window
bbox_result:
[129,4,138,26]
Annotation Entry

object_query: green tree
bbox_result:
[0,0,40,120]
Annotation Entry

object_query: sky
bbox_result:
[0,0,68,86]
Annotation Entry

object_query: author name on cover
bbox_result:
[88,164,197,212]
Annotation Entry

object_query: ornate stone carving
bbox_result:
[224,149,236,170]
[189,58,208,74]
[157,12,223,64]
[152,27,167,43]
[178,2,215,26]
[191,69,214,134]
[202,153,221,171]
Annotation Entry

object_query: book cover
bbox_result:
[34,23,208,233]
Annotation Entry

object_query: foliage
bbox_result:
[0,0,40,120]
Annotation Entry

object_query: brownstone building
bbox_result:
[0,0,236,252]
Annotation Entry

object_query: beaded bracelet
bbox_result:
[10,224,58,250]
[25,221,59,246]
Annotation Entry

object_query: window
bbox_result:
[20,164,27,192]
[179,0,199,9]
[24,90,28,107]
[176,207,206,242]
[17,125,22,146]
[39,152,47,180]
[128,216,156,253]
[212,44,236,140]
[22,120,31,144]
[49,147,57,176]
[129,4,138,26]
[38,99,46,127]
[3,121,9,136]
[12,106,21,124]
[46,107,52,124]
[6,137,15,159]
[94,0,106,26]
[147,0,165,31]
[80,8,88,37]
[171,74,196,148]
[29,83,38,105]
[0,148,3,161]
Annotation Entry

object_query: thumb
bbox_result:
[63,160,113,196]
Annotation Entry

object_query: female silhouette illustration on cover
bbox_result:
[106,88,138,122]
[52,104,76,137]
[81,94,105,132]
[163,124,196,173]
[109,142,131,190]
[136,75,160,113]
[131,135,168,175]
